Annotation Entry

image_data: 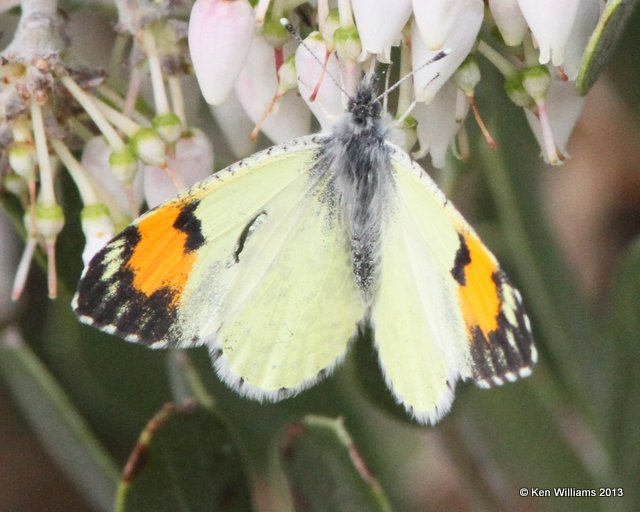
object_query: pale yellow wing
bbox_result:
[200,165,367,400]
[74,136,366,401]
[371,146,536,425]
[74,137,322,346]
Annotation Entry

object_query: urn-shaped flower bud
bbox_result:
[188,0,255,105]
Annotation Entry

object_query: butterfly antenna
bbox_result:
[374,48,451,103]
[280,18,352,101]
[394,71,441,125]
[382,65,391,113]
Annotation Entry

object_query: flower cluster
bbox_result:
[1,0,212,299]
[192,0,601,167]
[0,0,606,301]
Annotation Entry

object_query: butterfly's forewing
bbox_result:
[370,146,536,425]
[206,157,366,400]
[74,136,365,399]
[74,137,320,347]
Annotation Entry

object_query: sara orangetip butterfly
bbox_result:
[72,74,536,425]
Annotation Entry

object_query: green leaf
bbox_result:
[576,0,640,95]
[0,328,120,511]
[280,415,393,512]
[603,238,640,510]
[115,401,253,512]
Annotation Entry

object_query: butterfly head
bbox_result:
[347,74,382,131]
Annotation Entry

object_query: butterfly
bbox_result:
[72,73,536,425]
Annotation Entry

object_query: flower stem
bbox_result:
[92,96,141,136]
[29,98,55,206]
[50,139,99,205]
[167,76,186,129]
[139,29,170,115]
[477,40,518,79]
[59,74,126,151]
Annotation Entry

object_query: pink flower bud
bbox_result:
[188,0,255,106]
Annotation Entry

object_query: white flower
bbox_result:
[518,0,580,66]
[488,0,528,47]
[234,36,311,143]
[188,0,255,106]
[413,0,482,50]
[81,205,115,265]
[562,0,601,80]
[209,90,258,159]
[413,80,468,169]
[411,3,483,104]
[524,77,585,163]
[143,129,214,208]
[295,32,344,131]
[81,136,144,215]
[351,0,412,63]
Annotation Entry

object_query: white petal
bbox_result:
[352,0,412,62]
[295,33,344,132]
[488,0,528,46]
[234,36,311,143]
[209,89,258,159]
[563,0,600,80]
[143,129,215,208]
[518,0,580,66]
[413,80,468,169]
[524,78,585,161]
[81,214,115,266]
[413,0,482,50]
[188,0,255,105]
[411,3,483,104]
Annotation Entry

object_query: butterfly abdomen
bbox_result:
[317,95,392,301]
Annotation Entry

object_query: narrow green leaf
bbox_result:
[604,238,640,510]
[576,0,640,95]
[0,328,120,511]
[280,415,393,512]
[115,401,253,512]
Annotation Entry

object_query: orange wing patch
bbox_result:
[453,232,501,341]
[127,202,199,306]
